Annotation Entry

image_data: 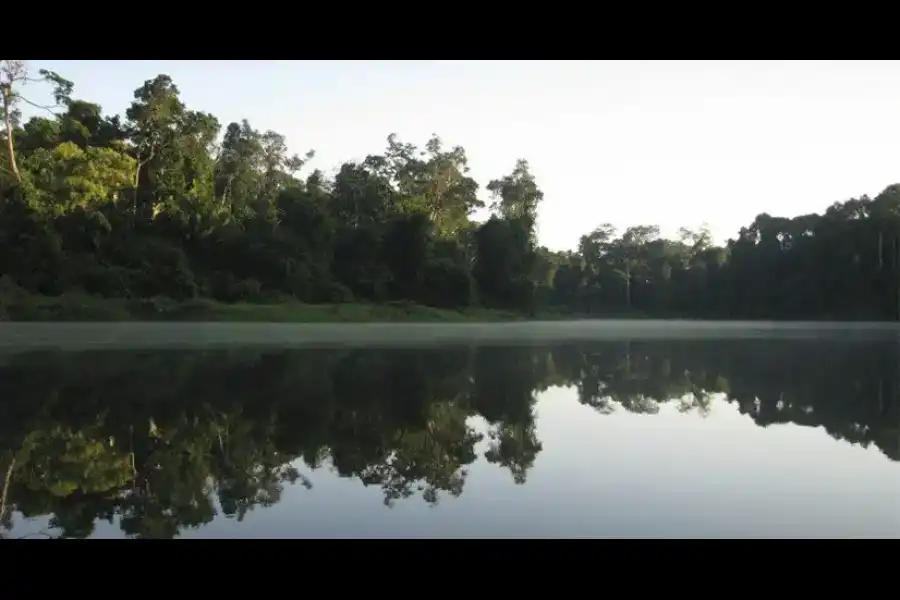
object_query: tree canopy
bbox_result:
[2,61,899,320]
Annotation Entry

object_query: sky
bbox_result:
[19,60,900,251]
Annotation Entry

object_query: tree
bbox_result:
[0,60,72,184]
[0,66,899,323]
[25,142,136,215]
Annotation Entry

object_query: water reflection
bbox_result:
[1,338,898,538]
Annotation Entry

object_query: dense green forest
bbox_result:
[0,340,897,538]
[2,61,900,320]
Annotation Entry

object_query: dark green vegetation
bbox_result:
[0,339,897,538]
[2,61,900,320]
[0,286,524,323]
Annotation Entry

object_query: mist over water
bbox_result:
[2,320,900,353]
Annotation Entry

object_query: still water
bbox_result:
[1,328,899,538]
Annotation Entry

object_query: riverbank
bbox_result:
[0,290,887,324]
[0,291,549,323]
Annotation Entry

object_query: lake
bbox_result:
[1,322,898,539]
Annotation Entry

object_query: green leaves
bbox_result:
[2,65,900,324]
[25,142,136,214]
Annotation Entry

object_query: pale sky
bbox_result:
[20,60,900,251]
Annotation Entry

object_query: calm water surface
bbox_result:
[1,328,898,538]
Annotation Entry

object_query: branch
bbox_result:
[12,93,57,115]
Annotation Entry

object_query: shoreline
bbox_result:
[0,294,533,324]
[1,293,893,325]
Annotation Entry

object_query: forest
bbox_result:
[0,339,897,538]
[2,61,900,321]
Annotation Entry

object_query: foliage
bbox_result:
[1,62,897,320]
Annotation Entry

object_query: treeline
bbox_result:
[2,61,900,319]
[0,340,898,538]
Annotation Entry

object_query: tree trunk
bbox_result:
[0,454,17,528]
[625,264,632,311]
[2,87,22,184]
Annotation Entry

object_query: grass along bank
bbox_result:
[0,290,538,323]
[0,276,645,323]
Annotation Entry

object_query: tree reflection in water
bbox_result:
[0,338,897,538]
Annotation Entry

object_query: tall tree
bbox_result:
[0,60,72,185]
